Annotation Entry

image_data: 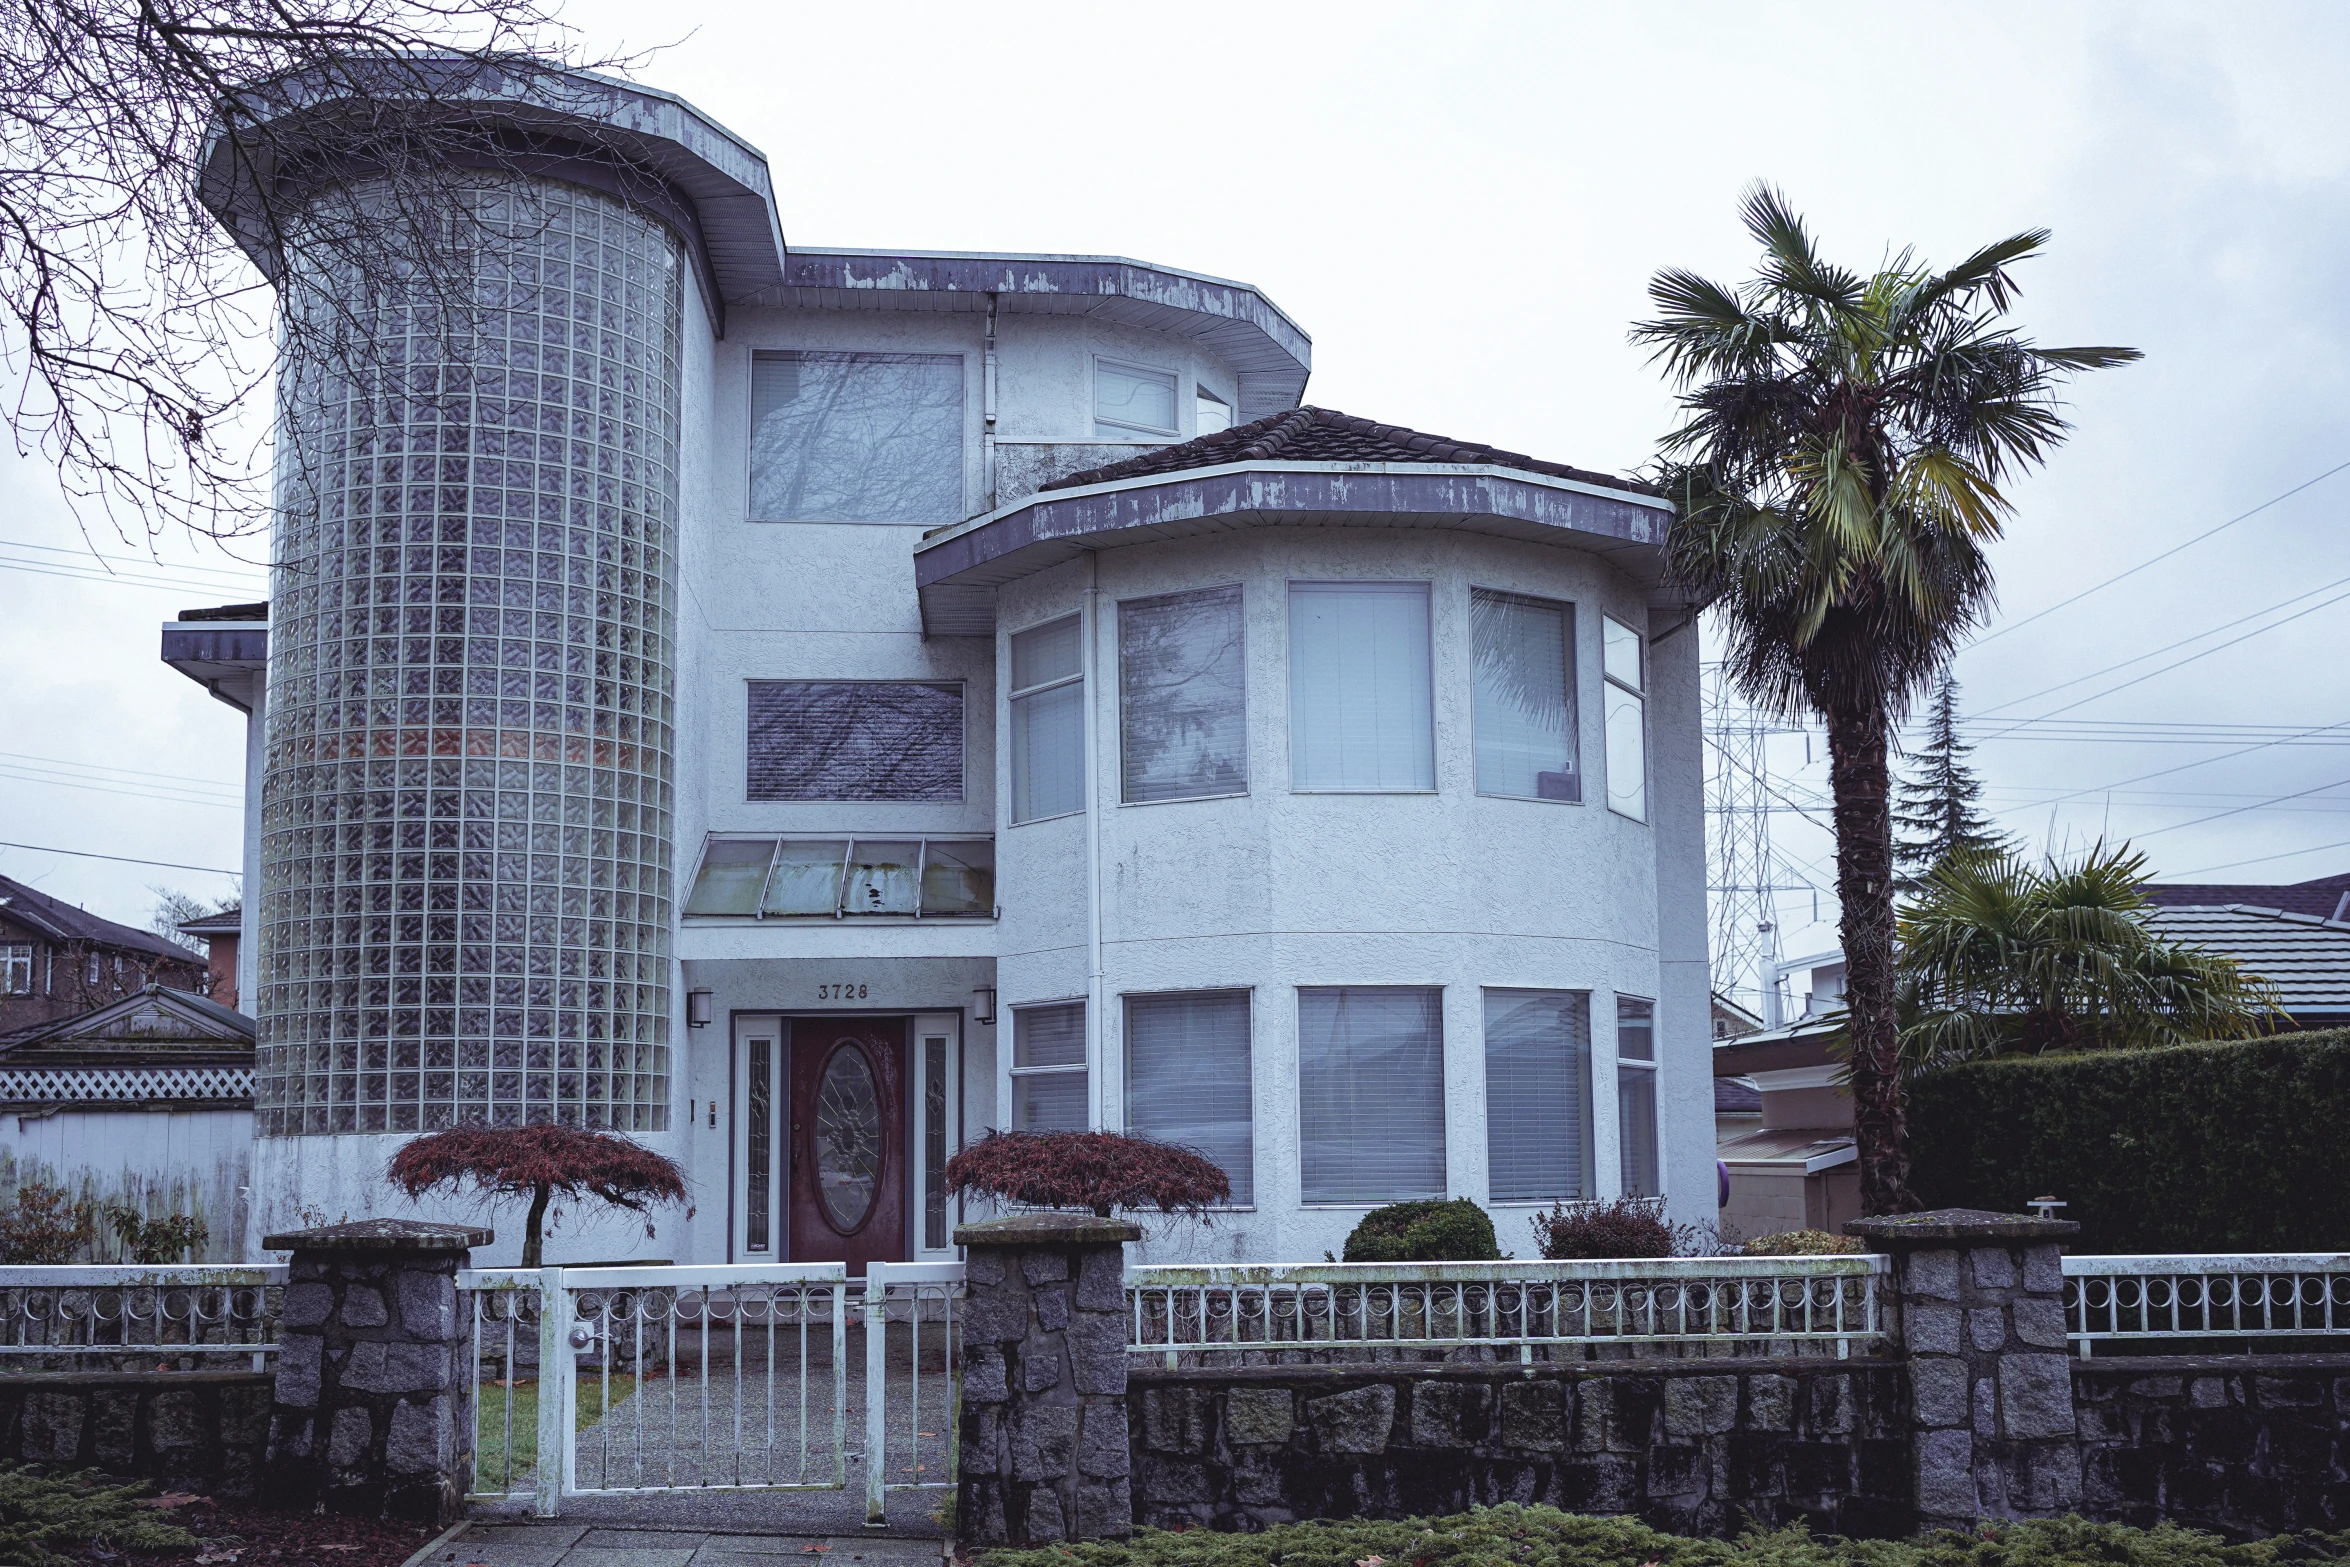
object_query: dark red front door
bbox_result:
[787,1017,906,1276]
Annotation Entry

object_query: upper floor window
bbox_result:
[1011,1001,1088,1131]
[1010,616,1085,824]
[750,350,964,525]
[1195,386,1233,435]
[1616,995,1660,1197]
[1473,589,1579,802]
[1602,615,1648,822]
[1288,582,1434,792]
[1095,359,1178,438]
[682,835,994,919]
[1,943,29,996]
[1120,585,1247,804]
[748,681,963,802]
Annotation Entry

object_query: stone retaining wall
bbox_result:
[2075,1355,2350,1536]
[1129,1360,1915,1539]
[0,1370,273,1496]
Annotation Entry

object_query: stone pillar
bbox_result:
[260,1219,491,1526]
[954,1214,1138,1546]
[1848,1208,2080,1531]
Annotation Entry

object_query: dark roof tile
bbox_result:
[1038,406,1655,497]
[0,874,202,963]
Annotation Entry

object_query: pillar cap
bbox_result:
[1845,1208,2079,1246]
[954,1213,1141,1247]
[263,1219,494,1253]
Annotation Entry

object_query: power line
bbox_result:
[0,840,240,875]
[0,766,242,810]
[2173,837,2350,878]
[0,535,268,580]
[1971,456,2350,647]
[0,749,243,790]
[0,556,266,597]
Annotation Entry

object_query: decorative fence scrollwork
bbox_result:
[2062,1254,2350,1355]
[0,1265,285,1372]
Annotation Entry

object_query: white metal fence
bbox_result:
[2062,1253,2350,1356]
[1125,1256,1891,1365]
[457,1262,963,1523]
[0,1265,284,1371]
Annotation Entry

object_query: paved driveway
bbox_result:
[418,1523,946,1567]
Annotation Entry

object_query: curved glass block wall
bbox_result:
[257,176,682,1136]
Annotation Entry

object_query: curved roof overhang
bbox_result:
[198,61,785,332]
[779,251,1311,420]
[912,461,1678,637]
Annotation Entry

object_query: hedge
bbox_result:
[1907,1027,2350,1253]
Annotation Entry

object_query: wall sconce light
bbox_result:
[687,990,713,1028]
[971,986,997,1025]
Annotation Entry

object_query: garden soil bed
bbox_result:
[80,1495,433,1567]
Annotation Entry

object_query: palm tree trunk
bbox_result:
[1826,703,1919,1215]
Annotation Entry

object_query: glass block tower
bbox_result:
[200,68,787,1156]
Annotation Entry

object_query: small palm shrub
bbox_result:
[1342,1199,1499,1262]
[945,1131,1230,1219]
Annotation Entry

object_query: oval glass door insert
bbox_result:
[813,1042,883,1233]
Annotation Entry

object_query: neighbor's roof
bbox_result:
[1040,406,1651,497]
[176,908,243,937]
[1714,1077,1762,1114]
[2145,903,2350,1018]
[0,984,254,1054]
[0,875,196,964]
[2145,871,2350,921]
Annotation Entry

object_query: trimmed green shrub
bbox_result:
[1740,1229,1865,1256]
[1342,1199,1499,1262]
[1908,1028,2350,1253]
[0,1468,198,1567]
[973,1503,2350,1567]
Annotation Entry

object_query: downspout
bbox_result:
[983,294,999,510]
[1083,550,1108,1130]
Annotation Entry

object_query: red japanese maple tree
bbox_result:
[944,1130,1229,1220]
[387,1125,689,1267]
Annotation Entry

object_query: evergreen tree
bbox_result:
[1893,672,2008,884]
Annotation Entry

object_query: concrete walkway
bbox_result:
[417,1522,947,1567]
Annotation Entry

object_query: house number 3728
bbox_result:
[815,983,868,1000]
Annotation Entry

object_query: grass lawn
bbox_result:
[973,1506,2350,1567]
[472,1374,636,1488]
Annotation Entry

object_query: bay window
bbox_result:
[1125,990,1253,1205]
[1472,589,1579,801]
[1603,614,1647,821]
[1288,582,1435,792]
[1616,995,1660,1197]
[1120,585,1247,803]
[1298,986,1444,1203]
[1010,616,1085,824]
[1484,989,1594,1202]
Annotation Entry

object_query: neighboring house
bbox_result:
[0,985,255,1261]
[2141,902,2350,1032]
[0,874,207,1036]
[1710,1014,1858,1244]
[1712,991,1763,1041]
[163,66,1708,1270]
[178,908,244,1012]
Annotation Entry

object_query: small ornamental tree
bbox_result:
[943,1131,1229,1220]
[387,1125,689,1267]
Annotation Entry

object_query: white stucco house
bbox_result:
[160,65,1709,1270]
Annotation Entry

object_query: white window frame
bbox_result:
[1117,581,1250,807]
[1471,586,1582,806]
[1093,357,1181,438]
[1602,614,1649,823]
[910,1011,964,1259]
[1286,579,1438,795]
[1,943,30,996]
[1008,613,1086,826]
[1614,993,1661,1198]
[1123,987,1256,1210]
[1007,999,1090,1133]
[1481,987,1595,1205]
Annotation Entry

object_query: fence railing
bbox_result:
[2062,1253,2350,1356]
[1126,1256,1890,1365]
[0,1265,284,1371]
[862,1261,964,1525]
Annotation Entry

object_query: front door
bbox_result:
[788,1016,907,1276]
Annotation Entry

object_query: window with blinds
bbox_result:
[1011,616,1085,824]
[1484,989,1593,1203]
[1603,615,1647,821]
[1288,582,1435,792]
[1297,986,1445,1204]
[1120,585,1247,804]
[750,350,964,524]
[747,681,963,802]
[1012,1002,1087,1131]
[1617,994,1660,1197]
[1473,590,1579,802]
[1095,359,1179,436]
[1125,990,1253,1205]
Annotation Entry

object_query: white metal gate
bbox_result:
[460,1262,962,1522]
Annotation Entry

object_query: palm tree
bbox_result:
[1633,187,2139,1214]
[1897,842,2281,1070]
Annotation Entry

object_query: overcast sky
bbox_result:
[5,0,2347,987]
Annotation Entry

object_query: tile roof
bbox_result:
[176,908,243,936]
[2144,904,2350,1017]
[1037,406,1655,497]
[0,874,197,964]
[1714,1077,1762,1114]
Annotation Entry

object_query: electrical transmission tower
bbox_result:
[1704,667,1780,1018]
